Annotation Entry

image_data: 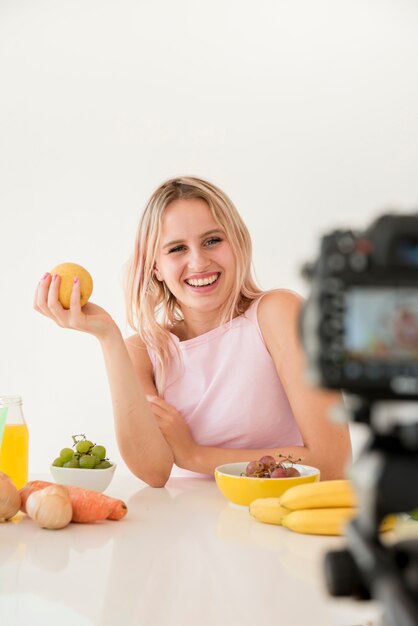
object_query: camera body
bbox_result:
[301,214,418,399]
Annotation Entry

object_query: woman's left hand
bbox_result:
[146,395,197,469]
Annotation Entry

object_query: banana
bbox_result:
[380,515,397,533]
[281,507,356,535]
[249,497,289,525]
[281,508,397,536]
[279,480,357,510]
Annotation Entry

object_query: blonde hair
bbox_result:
[125,176,263,391]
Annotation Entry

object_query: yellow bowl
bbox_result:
[214,462,320,507]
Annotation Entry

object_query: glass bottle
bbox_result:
[0,396,29,489]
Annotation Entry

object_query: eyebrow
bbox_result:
[162,229,224,250]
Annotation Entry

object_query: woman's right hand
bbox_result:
[34,272,119,340]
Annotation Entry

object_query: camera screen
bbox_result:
[345,287,418,361]
[396,236,418,266]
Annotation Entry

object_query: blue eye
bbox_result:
[204,237,222,246]
[168,245,186,254]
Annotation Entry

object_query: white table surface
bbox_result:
[1,472,414,626]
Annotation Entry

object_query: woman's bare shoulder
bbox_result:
[255,289,304,349]
[257,289,304,319]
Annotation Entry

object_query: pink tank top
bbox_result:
[149,295,303,470]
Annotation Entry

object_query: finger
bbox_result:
[146,399,174,422]
[47,274,67,325]
[146,395,171,410]
[151,412,167,433]
[69,276,82,317]
[153,415,170,436]
[34,272,52,314]
[148,404,169,420]
[68,277,87,329]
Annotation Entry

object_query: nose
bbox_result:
[187,246,211,272]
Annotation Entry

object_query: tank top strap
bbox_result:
[243,295,261,320]
[243,294,268,345]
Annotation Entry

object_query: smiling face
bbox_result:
[154,198,237,318]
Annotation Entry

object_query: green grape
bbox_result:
[91,445,106,460]
[96,460,112,469]
[75,439,93,454]
[64,458,79,468]
[410,509,418,521]
[79,454,96,469]
[59,448,74,463]
[91,455,101,467]
[52,457,64,467]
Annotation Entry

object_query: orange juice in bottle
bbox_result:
[0,396,29,489]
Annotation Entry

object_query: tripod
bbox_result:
[324,398,418,626]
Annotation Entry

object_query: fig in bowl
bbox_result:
[214,455,320,507]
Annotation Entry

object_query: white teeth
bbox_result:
[186,274,218,287]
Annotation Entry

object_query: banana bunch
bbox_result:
[249,480,396,536]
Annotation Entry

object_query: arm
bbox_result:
[254,290,352,479]
[34,272,173,487]
[100,331,174,486]
[156,291,351,479]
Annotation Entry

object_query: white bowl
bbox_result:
[49,463,116,493]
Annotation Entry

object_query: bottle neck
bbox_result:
[0,396,22,407]
[0,397,25,425]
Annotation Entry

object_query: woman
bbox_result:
[34,176,352,486]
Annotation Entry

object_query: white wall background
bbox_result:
[1,0,418,475]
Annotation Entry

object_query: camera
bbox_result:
[300,213,418,626]
[301,213,418,399]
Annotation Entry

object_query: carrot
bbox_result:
[20,480,127,523]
